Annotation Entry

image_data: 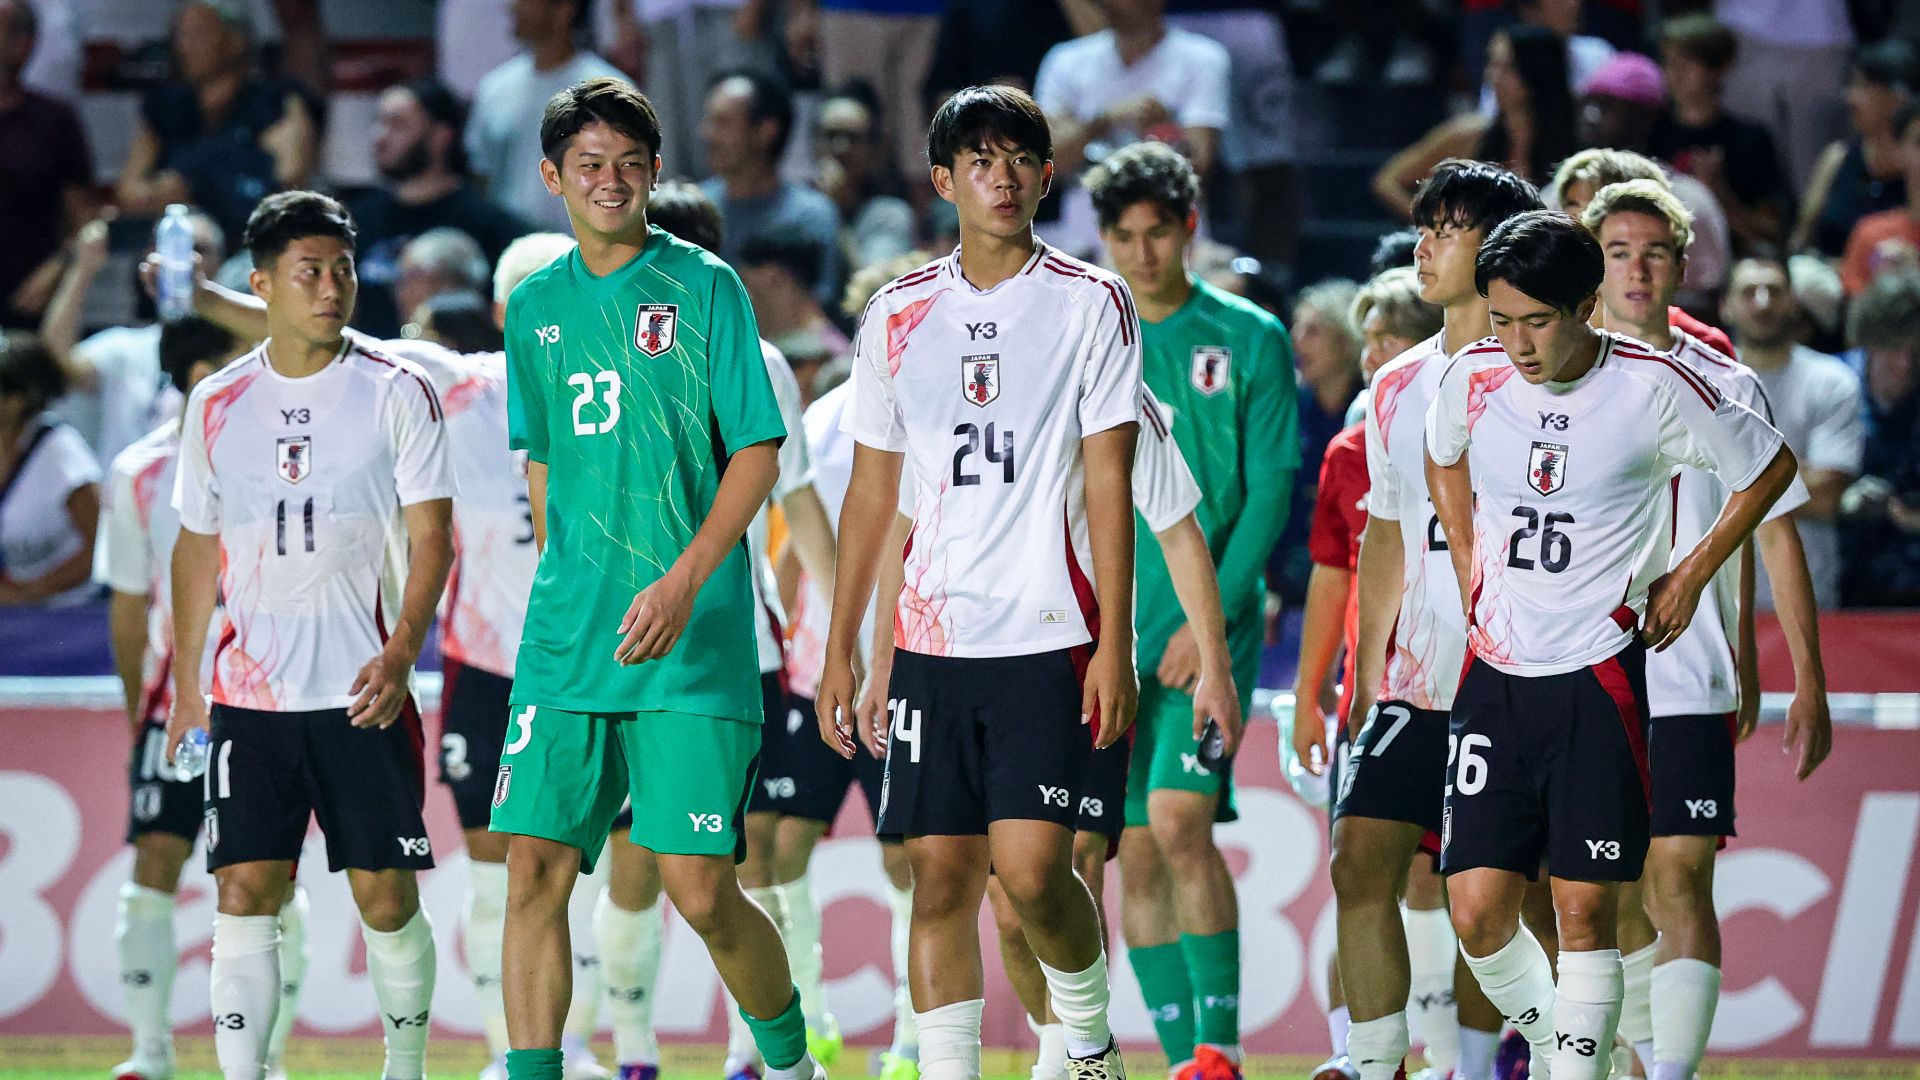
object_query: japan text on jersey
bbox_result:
[843,241,1144,659]
[1424,331,1785,678]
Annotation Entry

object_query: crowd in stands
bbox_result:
[4,0,1920,629]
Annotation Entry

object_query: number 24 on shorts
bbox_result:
[1447,733,1490,797]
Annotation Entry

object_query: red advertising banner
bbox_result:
[2,705,1918,1058]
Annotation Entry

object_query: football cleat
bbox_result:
[878,1051,919,1080]
[617,1066,660,1080]
[1064,1039,1126,1080]
[1308,1055,1359,1080]
[806,1016,843,1068]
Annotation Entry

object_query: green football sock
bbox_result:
[1129,942,1196,1063]
[1182,929,1241,1049]
[741,987,809,1070]
[505,1047,564,1080]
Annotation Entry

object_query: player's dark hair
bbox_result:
[0,333,65,414]
[712,68,795,162]
[418,291,504,354]
[647,179,725,253]
[739,226,825,293]
[1856,38,1920,93]
[1410,158,1543,236]
[159,317,240,393]
[1085,141,1199,230]
[1475,210,1604,313]
[401,77,470,176]
[1369,229,1419,277]
[926,84,1052,168]
[541,76,662,165]
[242,190,357,267]
[1661,14,1738,71]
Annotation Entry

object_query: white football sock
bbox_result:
[362,908,436,1080]
[1550,949,1622,1080]
[1404,906,1460,1073]
[564,877,604,1045]
[211,913,280,1080]
[886,880,917,1054]
[1618,940,1658,1070]
[765,1052,820,1080]
[1327,1004,1351,1056]
[1038,952,1113,1058]
[1027,1015,1066,1080]
[594,890,663,1067]
[467,860,510,1059]
[1457,1024,1499,1080]
[1347,1012,1409,1080]
[917,998,985,1080]
[267,885,309,1066]
[1460,925,1557,1073]
[118,883,178,1070]
[1650,959,1721,1080]
[776,873,829,1029]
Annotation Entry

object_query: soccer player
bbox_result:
[1080,140,1295,1080]
[488,78,821,1080]
[1579,180,1833,1079]
[166,191,453,1080]
[1333,160,1540,1080]
[816,85,1139,1080]
[1425,210,1796,1080]
[102,317,316,1080]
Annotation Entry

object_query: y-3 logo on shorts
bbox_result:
[1586,839,1621,860]
[1079,796,1105,818]
[397,836,431,856]
[1180,752,1211,776]
[1038,785,1069,808]
[1686,798,1719,819]
[688,813,724,832]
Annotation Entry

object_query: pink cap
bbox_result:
[1580,52,1666,108]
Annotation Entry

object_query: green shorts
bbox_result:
[487,703,761,873]
[1123,616,1263,828]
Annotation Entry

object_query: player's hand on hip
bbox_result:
[348,646,412,728]
[1155,624,1201,691]
[1785,685,1833,781]
[1641,569,1703,652]
[854,655,892,759]
[166,691,210,762]
[1083,643,1138,750]
[1191,660,1243,757]
[816,658,858,760]
[615,571,695,665]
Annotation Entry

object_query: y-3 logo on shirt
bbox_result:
[535,324,562,345]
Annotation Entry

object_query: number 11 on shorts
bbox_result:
[888,699,922,763]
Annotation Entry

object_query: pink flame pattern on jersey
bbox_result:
[200,370,260,454]
[886,292,946,377]
[897,478,954,655]
[1464,363,1515,435]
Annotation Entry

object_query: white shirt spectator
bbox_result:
[437,0,517,99]
[50,324,182,468]
[1746,343,1866,609]
[466,51,628,232]
[1715,0,1853,49]
[1,418,101,606]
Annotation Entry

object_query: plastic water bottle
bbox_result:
[154,204,196,322]
[172,726,210,781]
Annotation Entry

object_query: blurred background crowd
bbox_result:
[4,0,1920,676]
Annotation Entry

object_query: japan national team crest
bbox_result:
[492,765,512,808]
[1191,345,1231,396]
[275,435,312,484]
[962,353,1000,406]
[634,304,678,357]
[1528,440,1569,495]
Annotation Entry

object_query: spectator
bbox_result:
[467,0,626,232]
[813,81,916,273]
[924,0,1080,102]
[410,289,505,355]
[116,0,318,247]
[1551,144,1730,315]
[1650,14,1790,254]
[1477,0,1618,116]
[1840,268,1920,604]
[1722,254,1867,608]
[1716,0,1854,194]
[348,79,532,338]
[807,0,946,188]
[700,69,844,307]
[0,332,100,607]
[1841,102,1920,296]
[40,212,228,465]
[1793,39,1917,257]
[598,0,778,180]
[0,0,93,330]
[1271,277,1361,602]
[736,225,851,398]
[1033,0,1230,254]
[1373,25,1578,214]
[391,228,492,340]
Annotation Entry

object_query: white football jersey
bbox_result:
[174,340,457,711]
[1364,333,1467,709]
[1425,331,1785,677]
[94,423,217,721]
[746,338,815,675]
[1133,385,1204,533]
[785,382,857,700]
[375,338,536,679]
[844,242,1142,658]
[1645,330,1810,715]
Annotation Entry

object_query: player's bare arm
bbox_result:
[1753,515,1833,779]
[108,588,149,733]
[615,438,781,665]
[164,527,220,759]
[855,511,912,759]
[348,496,453,728]
[1290,563,1350,776]
[817,443,904,759]
[526,460,549,552]
[1344,520,1406,740]
[1644,445,1797,651]
[1151,512,1242,755]
[1425,450,1477,625]
[1083,422,1141,749]
[1736,541,1762,739]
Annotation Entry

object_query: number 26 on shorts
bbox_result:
[1447,732,1490,797]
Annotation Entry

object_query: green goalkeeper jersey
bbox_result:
[1134,276,1300,667]
[504,226,786,721]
